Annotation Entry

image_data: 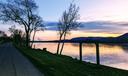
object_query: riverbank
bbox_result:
[16,45,128,76]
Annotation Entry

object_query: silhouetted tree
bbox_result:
[8,25,17,38]
[0,0,44,47]
[30,16,45,47]
[0,30,9,43]
[0,30,7,37]
[57,3,80,55]
[9,25,25,45]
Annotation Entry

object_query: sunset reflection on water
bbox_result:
[34,42,128,70]
[32,30,128,70]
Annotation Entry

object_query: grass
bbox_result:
[0,40,4,44]
[16,45,128,76]
[0,37,11,44]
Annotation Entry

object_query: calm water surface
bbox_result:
[34,43,128,70]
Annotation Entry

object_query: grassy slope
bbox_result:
[17,46,128,76]
[0,38,3,44]
[0,37,11,44]
[0,40,4,45]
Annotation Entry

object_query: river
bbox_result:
[33,43,128,70]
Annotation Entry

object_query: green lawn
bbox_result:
[17,46,128,76]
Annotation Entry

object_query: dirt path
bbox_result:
[0,43,44,76]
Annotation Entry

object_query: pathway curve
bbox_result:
[0,43,44,76]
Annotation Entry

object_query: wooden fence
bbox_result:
[31,40,128,65]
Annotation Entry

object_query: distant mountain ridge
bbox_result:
[70,33,128,43]
[118,33,128,39]
[44,21,128,42]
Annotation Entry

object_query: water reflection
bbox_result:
[34,43,128,70]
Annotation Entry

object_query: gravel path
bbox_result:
[0,43,44,76]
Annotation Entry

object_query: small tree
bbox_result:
[0,30,7,37]
[0,0,44,47]
[30,16,45,47]
[57,3,80,55]
[9,25,25,45]
[0,30,9,42]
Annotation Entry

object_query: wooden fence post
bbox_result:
[79,42,82,61]
[96,43,100,65]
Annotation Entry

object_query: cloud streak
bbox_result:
[45,21,128,34]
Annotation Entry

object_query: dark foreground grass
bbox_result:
[0,41,3,44]
[16,46,128,76]
[0,37,11,44]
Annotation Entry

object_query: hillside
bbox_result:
[71,33,128,43]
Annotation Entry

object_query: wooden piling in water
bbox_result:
[79,42,82,61]
[95,43,100,65]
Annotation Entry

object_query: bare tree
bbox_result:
[57,3,80,55]
[8,25,17,38]
[8,25,25,45]
[0,30,7,37]
[30,16,45,47]
[0,0,44,47]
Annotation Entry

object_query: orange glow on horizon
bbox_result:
[33,30,121,40]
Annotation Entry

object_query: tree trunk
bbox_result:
[59,32,66,55]
[31,30,36,47]
[26,31,30,47]
[56,35,62,54]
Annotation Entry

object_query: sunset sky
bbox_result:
[36,0,128,22]
[26,0,128,39]
[0,0,128,40]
